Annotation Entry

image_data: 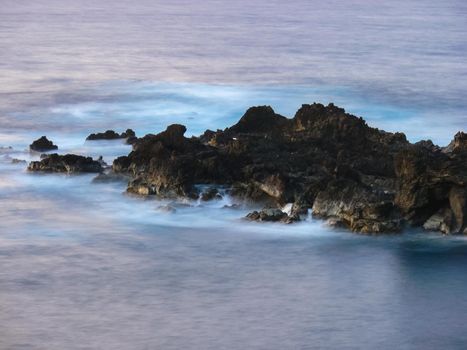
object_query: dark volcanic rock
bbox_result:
[28,154,103,173]
[86,129,136,143]
[443,131,467,154]
[312,179,401,233]
[200,188,222,201]
[30,136,58,152]
[394,141,467,234]
[246,208,299,223]
[112,103,466,234]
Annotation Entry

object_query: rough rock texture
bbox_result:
[86,129,136,144]
[246,208,299,224]
[200,188,222,201]
[312,179,401,233]
[28,154,103,173]
[29,136,58,152]
[112,103,466,234]
[443,132,467,154]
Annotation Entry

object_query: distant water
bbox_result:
[1,1,467,349]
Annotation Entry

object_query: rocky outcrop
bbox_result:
[86,129,136,144]
[28,154,103,173]
[112,103,466,234]
[246,208,299,224]
[312,179,401,233]
[200,188,222,201]
[443,132,467,153]
[29,136,58,152]
[394,140,466,234]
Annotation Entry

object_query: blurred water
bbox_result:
[1,0,467,143]
[1,0,467,349]
[1,147,467,350]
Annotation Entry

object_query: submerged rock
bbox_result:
[29,136,58,152]
[112,103,466,234]
[28,154,103,173]
[156,205,177,214]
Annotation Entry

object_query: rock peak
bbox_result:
[228,106,287,134]
[29,136,58,152]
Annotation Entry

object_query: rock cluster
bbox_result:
[111,103,466,234]
[86,129,137,144]
[28,154,103,173]
[246,208,300,224]
[29,136,58,152]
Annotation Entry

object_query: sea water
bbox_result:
[1,1,467,349]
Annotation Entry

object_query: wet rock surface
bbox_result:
[28,154,103,173]
[111,103,466,234]
[246,208,300,224]
[29,136,58,152]
[200,188,222,201]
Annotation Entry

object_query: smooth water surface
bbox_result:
[1,1,467,349]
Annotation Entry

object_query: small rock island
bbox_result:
[29,136,58,152]
[86,129,137,144]
[30,103,467,235]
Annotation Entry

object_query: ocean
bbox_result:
[1,1,466,349]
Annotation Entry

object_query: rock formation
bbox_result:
[106,103,465,234]
[86,129,136,144]
[28,154,103,173]
[29,136,58,152]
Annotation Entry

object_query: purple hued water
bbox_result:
[1,1,466,349]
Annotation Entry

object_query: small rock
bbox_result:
[28,153,103,173]
[86,129,136,141]
[200,188,222,201]
[423,208,453,234]
[222,204,241,210]
[246,208,298,223]
[29,136,58,152]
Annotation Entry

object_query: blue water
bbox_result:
[1,1,467,349]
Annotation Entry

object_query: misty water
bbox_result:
[1,1,467,349]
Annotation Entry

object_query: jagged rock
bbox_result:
[449,186,466,233]
[222,204,241,210]
[443,132,467,153]
[290,201,309,218]
[423,208,453,234]
[29,136,58,152]
[200,188,222,201]
[246,208,300,224]
[246,208,287,222]
[394,143,466,233]
[312,179,401,233]
[28,154,103,173]
[112,103,466,234]
[415,139,441,153]
[86,129,136,142]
